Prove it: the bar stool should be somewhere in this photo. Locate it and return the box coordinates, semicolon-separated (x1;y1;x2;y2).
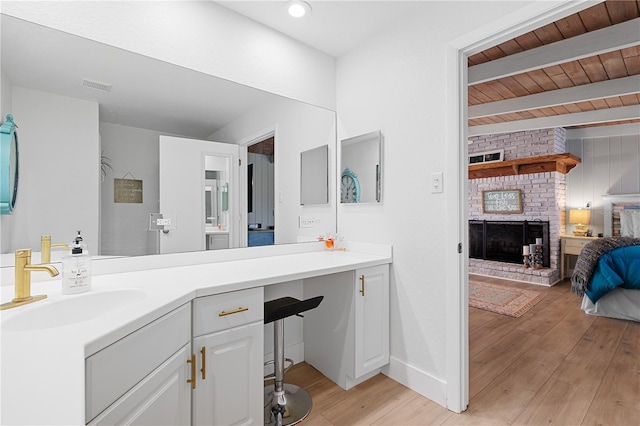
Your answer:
264;296;323;426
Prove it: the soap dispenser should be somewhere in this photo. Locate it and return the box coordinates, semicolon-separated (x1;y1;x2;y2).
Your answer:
61;231;91;294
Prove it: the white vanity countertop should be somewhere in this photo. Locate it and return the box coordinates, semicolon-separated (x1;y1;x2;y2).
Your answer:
0;243;391;425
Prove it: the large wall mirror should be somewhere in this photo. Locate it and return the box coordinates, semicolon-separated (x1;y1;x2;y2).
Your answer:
0;14;337;265
340;130;382;204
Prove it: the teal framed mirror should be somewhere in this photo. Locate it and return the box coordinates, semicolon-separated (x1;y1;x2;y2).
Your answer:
0;114;19;214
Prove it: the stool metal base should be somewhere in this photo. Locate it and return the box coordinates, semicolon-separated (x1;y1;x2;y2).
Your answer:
264;383;312;426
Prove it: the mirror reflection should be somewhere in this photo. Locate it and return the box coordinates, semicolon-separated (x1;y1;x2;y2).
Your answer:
205;157;229;250
340;130;382;203
300;145;329;206
0;14;337;264
247;137;276;247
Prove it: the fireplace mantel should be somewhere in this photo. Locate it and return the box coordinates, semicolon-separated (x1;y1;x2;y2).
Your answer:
469;153;581;179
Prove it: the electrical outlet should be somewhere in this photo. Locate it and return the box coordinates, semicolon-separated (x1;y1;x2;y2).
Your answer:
299;216;314;228
431;172;443;193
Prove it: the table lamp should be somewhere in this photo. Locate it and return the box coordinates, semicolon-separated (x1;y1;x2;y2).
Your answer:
569;208;590;236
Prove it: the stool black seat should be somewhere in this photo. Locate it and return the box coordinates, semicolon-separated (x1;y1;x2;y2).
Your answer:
264;296;323;324
264;295;323;426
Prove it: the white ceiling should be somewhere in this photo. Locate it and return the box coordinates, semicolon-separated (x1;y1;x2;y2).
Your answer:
216;1;428;57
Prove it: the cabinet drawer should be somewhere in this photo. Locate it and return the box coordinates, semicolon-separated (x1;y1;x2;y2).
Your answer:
193;287;263;337
564;238;593;253
85;303;191;422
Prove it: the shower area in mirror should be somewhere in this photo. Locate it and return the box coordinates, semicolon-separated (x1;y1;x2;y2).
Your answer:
247;136;275;246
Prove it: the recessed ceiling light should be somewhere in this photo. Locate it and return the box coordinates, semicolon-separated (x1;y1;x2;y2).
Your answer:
287;0;311;18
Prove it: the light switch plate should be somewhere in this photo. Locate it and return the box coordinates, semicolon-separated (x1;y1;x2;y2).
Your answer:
431;172;443;193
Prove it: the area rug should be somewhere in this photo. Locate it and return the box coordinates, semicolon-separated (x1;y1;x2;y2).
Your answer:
469;280;546;318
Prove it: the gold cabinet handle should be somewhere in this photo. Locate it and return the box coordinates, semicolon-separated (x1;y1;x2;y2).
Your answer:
187;354;196;390
359;275;365;297
200;346;206;380
218;306;249;317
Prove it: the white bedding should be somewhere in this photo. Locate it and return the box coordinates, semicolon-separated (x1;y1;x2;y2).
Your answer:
582;287;640;322
620;209;640;237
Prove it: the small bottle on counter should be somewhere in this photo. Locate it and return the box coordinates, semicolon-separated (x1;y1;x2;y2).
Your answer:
61;231;91;294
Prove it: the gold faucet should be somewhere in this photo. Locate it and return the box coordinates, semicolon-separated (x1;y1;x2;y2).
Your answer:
41;235;69;264
0;249;59;310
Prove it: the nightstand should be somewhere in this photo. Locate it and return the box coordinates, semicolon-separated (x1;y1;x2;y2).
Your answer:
560;235;598;279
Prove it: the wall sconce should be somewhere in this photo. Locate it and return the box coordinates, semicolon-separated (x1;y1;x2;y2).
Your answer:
569;208;590;236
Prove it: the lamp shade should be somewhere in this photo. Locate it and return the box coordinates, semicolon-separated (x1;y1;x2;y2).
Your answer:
569;208;590;225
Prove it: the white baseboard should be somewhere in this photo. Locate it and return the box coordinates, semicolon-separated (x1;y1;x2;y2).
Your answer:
382;356;447;408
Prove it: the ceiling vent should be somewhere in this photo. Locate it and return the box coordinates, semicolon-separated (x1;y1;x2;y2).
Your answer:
82;78;112;92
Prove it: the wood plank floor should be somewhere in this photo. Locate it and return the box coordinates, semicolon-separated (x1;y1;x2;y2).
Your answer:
283;276;639;425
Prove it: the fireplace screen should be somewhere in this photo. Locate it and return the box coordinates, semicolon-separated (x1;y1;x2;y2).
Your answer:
469;220;550;267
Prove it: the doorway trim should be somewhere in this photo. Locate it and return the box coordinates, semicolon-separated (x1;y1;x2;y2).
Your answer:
444;0;601;413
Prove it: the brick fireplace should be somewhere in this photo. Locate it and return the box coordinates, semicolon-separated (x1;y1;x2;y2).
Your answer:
468;128;568;286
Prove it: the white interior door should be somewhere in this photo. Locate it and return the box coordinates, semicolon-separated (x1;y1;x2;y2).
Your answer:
159;135;246;254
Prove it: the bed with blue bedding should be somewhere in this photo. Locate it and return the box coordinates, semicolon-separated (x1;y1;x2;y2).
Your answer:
569;195;640;322
571;237;640;322
583;245;640;302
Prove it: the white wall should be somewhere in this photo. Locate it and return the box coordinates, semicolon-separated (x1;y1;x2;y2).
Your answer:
566;125;640;236
4;86;99;254
99;122;161;256
1;0;336;111
0;67;11;118
211;97;337;243
335;0;536;405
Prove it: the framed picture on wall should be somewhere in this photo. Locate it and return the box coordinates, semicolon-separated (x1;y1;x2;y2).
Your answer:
482;189;522;214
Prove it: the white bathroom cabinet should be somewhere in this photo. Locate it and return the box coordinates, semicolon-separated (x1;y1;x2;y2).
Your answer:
85;303;192;424
191;287;264;425
303;264;389;389
354;265;390;378
206;233;229;250
2;244;392;425
87;343;192;425
86;288;265;426
192;322;263;425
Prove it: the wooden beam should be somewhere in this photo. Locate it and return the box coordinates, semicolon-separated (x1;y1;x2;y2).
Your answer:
469;75;640;119
468;105;640;136
565;123;640;139
469;18;640;84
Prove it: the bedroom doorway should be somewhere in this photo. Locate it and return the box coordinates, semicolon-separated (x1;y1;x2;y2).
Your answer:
247;135;275;247
447;0;600;413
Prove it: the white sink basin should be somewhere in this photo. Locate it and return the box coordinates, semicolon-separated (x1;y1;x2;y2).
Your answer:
1;289;147;331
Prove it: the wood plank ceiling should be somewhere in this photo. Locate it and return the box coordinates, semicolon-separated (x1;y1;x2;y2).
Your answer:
467;0;640;135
